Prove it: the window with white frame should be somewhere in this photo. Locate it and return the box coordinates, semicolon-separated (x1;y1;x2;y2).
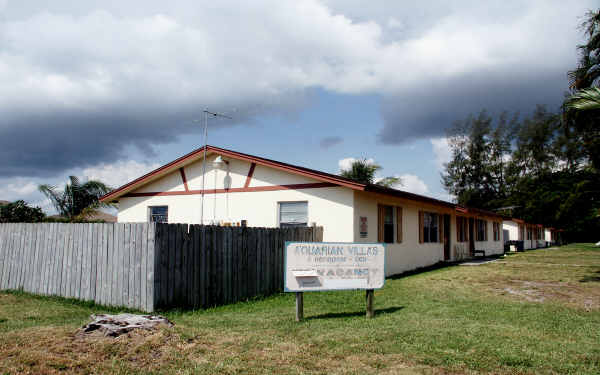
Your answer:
149;206;168;223
279;201;308;228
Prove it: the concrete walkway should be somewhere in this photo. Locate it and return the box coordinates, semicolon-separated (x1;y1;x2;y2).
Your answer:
458;258;501;266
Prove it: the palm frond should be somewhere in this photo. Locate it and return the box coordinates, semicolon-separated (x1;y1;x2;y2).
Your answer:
566;86;600;111
376;176;401;188
39;176;114;219
38;184;69;216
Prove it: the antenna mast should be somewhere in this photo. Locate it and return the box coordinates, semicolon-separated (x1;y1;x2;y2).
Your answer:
200;109;232;225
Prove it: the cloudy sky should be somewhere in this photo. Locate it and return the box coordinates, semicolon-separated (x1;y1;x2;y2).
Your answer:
0;0;594;211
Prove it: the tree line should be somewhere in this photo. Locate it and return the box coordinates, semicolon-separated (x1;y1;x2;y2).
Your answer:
442;10;600;242
0;176;113;223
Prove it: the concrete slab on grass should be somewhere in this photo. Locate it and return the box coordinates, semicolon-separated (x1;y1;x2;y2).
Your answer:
459;258;500;266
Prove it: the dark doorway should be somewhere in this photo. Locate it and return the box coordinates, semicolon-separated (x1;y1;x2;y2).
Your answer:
443;214;451;261
468;217;475;256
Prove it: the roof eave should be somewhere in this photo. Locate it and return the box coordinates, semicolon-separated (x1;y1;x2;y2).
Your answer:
100;145;366;202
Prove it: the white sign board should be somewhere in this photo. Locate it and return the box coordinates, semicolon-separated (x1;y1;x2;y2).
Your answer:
284;242;385;292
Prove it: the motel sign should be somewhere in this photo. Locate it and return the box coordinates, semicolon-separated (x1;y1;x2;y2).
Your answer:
284;242;385;292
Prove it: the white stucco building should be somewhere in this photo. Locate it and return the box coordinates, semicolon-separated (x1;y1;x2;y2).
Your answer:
503;218;557;250
102;145;505;276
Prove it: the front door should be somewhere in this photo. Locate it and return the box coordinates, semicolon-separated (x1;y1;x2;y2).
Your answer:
468;217;475;256
443;214;451;261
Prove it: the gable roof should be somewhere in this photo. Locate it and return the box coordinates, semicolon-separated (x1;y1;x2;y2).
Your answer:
100;145;365;203
99;145;502;218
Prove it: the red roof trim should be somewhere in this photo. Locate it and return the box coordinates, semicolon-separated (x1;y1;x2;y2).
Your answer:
123;182;337;197
98;145;499;220
100;146;215;202
179;167;189;192
100;145;365;202
244;163;256;188
210;146;365;190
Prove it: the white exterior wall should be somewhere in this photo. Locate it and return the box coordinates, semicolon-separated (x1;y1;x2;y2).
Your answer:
117;155;354;242
353;191;445;276
503;221;519;242
116;151;504;278
474;218;504;256
352;192;503;276
544;229;552;242
524;226;535;249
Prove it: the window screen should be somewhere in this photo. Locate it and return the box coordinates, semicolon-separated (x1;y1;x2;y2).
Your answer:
383;205;394;243
457;216;468;242
423;212;438;243
279;202;308;228
476;219;487;241
149;206;168;223
493;222;501;241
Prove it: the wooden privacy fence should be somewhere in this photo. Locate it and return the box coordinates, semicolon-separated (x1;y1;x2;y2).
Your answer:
0;223;322;312
0;223;156;311
153;224;322;309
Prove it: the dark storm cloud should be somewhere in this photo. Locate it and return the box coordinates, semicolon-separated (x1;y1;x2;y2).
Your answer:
0;111;178;177
0;0;595;178
0;101;303;177
377;69;571;144
319;136;343;148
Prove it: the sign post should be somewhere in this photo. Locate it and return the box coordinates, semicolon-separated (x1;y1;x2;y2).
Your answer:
285;242;385;320
366;289;374;318
295;292;303;322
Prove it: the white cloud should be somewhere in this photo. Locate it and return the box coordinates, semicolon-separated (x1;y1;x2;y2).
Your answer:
82;160;161;188
433;192;456;203
0;1;589;114
0;1;594;178
381;173;456;202
338;157;375;172
396;174;429;195
0;177;49;209
430;137;452;171
0;179;38;202
387;17;404;30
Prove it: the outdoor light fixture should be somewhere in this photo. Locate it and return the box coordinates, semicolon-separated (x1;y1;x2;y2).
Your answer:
213;155;227;167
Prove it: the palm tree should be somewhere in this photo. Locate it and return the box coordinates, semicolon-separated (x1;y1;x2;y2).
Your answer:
39;176;113;220
566;86;600;111
568;10;600;90
340;159;400;187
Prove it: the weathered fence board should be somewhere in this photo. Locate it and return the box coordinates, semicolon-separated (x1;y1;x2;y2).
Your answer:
0;222;322;311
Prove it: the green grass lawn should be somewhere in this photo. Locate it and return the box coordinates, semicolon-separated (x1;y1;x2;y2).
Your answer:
1;244;599;374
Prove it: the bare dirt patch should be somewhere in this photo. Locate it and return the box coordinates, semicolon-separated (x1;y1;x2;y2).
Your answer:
496;279;600;310
0;325;181;374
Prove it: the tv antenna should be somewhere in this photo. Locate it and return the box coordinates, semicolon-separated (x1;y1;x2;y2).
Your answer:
200;109;232;225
